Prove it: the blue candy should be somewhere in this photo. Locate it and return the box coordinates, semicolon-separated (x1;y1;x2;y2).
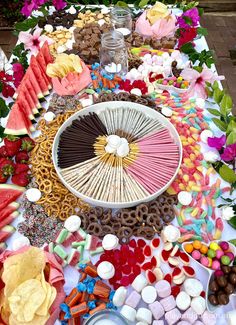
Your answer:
60;303;71;320
77;282;87;292
88;300;96;310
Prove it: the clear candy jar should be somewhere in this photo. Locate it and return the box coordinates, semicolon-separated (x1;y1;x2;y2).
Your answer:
110;6;132;36
100;30;128;77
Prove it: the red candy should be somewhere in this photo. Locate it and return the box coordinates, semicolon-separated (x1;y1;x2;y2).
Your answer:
144;245;152;257
200;291;206;298
137;239;146;248
146;270;157;284
171;286;181;297
133;265;141;276
129;239;136;248
183;266;195;277
123;264;131;275
164;274;172;284
120;276;130;287
151;256;157;267
141;261;153;271
151;238;160;249
161;250;171;262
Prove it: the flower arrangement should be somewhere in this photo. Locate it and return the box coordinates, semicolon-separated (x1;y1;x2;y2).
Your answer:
21;0;66;17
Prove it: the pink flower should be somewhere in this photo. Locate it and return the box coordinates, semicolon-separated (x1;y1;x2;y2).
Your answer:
221;144;236;162
19;28;53;55
53;0;67;10
177;8;200;29
181;65;225;98
21;0;47;17
207;135;226;150
13;63;25;88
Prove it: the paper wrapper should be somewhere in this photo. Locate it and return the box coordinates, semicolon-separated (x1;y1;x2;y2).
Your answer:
52;61;92;96
135;11;176;39
0;247;65;325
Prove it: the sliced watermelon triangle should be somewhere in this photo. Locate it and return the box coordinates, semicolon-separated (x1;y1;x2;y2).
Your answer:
4;103;29;136
0;184;25;211
36;50;51;84
20;85;39;116
41;41;54;65
27;66;45;100
24;79;42;110
18;101;35;133
30;55;51;92
17;95;35;121
0;202;19;223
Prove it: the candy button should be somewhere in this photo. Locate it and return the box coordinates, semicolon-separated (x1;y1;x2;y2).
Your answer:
191;296;206;315
136;307;152;324
102;234;119;250
97;261;115;280
25;188;42;202
178;191;192;206
176;291;191;311
12;236;30;251
161;107;173;117
120;305;136;322
112;286;127;307
200;130;213;144
64;215;81;232
141;286;157;304
162;225;180;242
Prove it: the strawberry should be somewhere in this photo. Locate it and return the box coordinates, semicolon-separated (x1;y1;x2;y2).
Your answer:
21;137;35;152
0;171;8;183
0;146;9;158
12;171;30;186
4;136;22;157
0;158;15;176
14;163;29;174
15;151;29;163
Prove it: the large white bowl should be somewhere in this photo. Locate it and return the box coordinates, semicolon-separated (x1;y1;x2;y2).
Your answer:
52;101;182;208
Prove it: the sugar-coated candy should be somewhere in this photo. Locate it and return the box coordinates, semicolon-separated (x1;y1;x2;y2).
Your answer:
12;236;30;251
153;268;164;281
183;279;203;297
211;260;220;270
200;130;213;144
44;111;56;122
125;290;141;309
181;307;198;324
161;107;173;117
155;280;171;298
132;274;148;292
112;286;127;307
141;285;157;304
64;215;81;232
136;307;152;324
192;250;201;260
25;188;42;202
120;305;137;322
221;255;231;265
165;308;181;325
97;261;115;280
67;249;81;267
54;244;68;259
152;320;164;325
148;301;164;320
160;295;176;312
162;225;180;242
102;234;119;250
176;291;191;311
190;296;206;315
178;191;192;206
200;256;208;267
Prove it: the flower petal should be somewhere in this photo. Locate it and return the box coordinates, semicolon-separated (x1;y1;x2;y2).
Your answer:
180;68;199;82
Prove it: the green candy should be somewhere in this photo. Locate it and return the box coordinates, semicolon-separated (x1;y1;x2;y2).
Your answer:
207;249;216;259
221;255;231;265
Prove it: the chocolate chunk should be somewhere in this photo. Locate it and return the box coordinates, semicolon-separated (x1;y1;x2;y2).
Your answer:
208;294;218;306
221;265;231;275
229;272;236;285
209;280;219;292
224;283;234;295
216;276;227;287
217;293;229;305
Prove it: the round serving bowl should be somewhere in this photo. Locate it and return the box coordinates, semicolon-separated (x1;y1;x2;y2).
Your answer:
84;310;129;325
52;101;182;208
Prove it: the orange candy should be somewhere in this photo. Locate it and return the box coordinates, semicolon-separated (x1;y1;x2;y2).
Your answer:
193;240;202;250
200;245;208;254
185;243;194;254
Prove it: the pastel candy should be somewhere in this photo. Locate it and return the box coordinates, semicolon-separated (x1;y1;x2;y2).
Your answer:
141;286;157;304
160;295;176;312
148;301;164;320
120;305;136;322
132;274;148;292
176;291;191;311
152;321;164;325
136;308;152;325
183;279;203;297
112;286;127;307
155;280;171;298
201;310;216;325
125;290;141;309
165;308;181;325
181;308;198;324
190;296;206;315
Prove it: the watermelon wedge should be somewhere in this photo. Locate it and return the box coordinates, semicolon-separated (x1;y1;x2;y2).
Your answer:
41;41;54;65
0;184;25;210
17;95;35;121
18;101;36;133
0;211;19;229
30;55;51;91
28;66;47;99
0;225;16;242
24;79;42;110
5;104;28;135
0;202;19;222
36;50;51;83
21;86;39;116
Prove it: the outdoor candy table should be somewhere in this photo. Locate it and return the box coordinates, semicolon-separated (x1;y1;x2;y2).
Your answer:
0;2;236;325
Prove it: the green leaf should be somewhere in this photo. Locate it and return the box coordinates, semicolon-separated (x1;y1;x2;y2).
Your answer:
198;7;204;16
226;119;236;134
220;94;233;116
226;131;236;145
180;42;195;54
206;87;213;97
197;27;208;36
0;98;9;118
0;83;2;93
219;164;236;183
0;125;4;142
116;1;129;7
212;81;219;90
207;108;221;116
213;88;224;104
212;118;227;131
228;216;236;230
14;17;39;32
139;0;149;7
183;16;193;26
222;197;234;202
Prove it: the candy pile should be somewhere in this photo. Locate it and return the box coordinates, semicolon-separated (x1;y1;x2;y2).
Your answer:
125;33;177;49
73;9;110;28
39;8;78;30
60;262;115;323
184;240;235;270
48;93;82;115
90;63;122;93
45;28;73;55
155;76;190;90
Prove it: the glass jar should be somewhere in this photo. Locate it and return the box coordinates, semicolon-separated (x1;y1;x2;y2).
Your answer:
110;7;132;36
100;30;128;77
84;310;129;325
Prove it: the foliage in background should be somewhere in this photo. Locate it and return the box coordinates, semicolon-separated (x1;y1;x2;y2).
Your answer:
0;0;25;27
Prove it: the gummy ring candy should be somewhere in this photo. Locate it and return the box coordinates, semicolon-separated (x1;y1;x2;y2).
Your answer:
117;226;133;244
87;222;103;236
121;211;137;226
100;209;112;225
102;225;115;236
88;213;98;223
137;226;155;240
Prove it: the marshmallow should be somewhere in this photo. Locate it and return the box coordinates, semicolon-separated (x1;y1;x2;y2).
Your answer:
132;274;148;292
181;307;198;324
97;261;115;280
120;137;128;145
141;286;157;304
183;279;203;297
102;234;119;250
44;111;56;122
201;310;216;325
116;143;129;157
203;151;220;163
178;191;192;206
80;98;93;108
12;236;30;251
176;291;191;311
178;322;192;325
112;286;127;307
153;322;164;325
25;188;42;202
130;88;142;96
191;296;206;315
106;135;121;147
44;24;54;33
155;280;171;298
162;225;180;243
120;305;136;322
136;308;152;325
200;130;213;144
57;45;67;53
105;144;116;154
64;215;81;232
161;107;173;117
160;295;176;312
148;301;164;320
165;308;181;325
125;290;141;309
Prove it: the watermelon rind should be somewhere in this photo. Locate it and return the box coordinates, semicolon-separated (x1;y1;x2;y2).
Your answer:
30;55;51;94
5;105;30;136
0;184;25;191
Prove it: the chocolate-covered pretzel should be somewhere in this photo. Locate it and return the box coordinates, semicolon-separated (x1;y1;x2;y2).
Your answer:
121;211;137;226
86;222;102;236
117;226;133;244
80;213;88;229
137;226;155;240
102;225;114;236
109;218;122;231
88;213;98;223
100;209;112;225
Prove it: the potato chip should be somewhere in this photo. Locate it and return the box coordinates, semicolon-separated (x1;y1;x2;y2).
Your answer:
9;313;50;325
9;279;46;322
36;271;56;317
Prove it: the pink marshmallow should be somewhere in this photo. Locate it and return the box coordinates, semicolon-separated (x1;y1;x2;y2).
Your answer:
165;308;181;325
160;295;176;312
201;310;216;325
155;280;171;298
153;321;164;325
125;290;141;309
149;301;164;320
181;308;198;324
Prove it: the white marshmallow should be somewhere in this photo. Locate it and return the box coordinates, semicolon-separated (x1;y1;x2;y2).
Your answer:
191;296;206;315
112;286;127;307
97;261;115;280
120;305;136;322
116;143;129;157
141;286;157;304
183;278;203;297
64;215;81;232
120;138;128;145
176;291;191;311
203;151;220;163
80;98;93;108
226;310;236;325
132;274;148;292
178;191;192;206
131;88;142;96
57;45;67;53
162;225;180;242
105;144;116;154
102;234;119;250
136;308;152;324
66;6;76;14
44;24;54;33
12;236;30;251
200;130;213;144
196;97;205;108
26;188;42;202
161;107;173;117
44;111;56;122
107;135;121;148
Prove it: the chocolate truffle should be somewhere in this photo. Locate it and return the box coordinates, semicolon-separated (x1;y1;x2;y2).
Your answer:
224;283;234;295
222;265;231;275
229;272;236;285
217;293;229;305
208;294;218;306
209;280;219;292
216;276;227;287
231;266;236;273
